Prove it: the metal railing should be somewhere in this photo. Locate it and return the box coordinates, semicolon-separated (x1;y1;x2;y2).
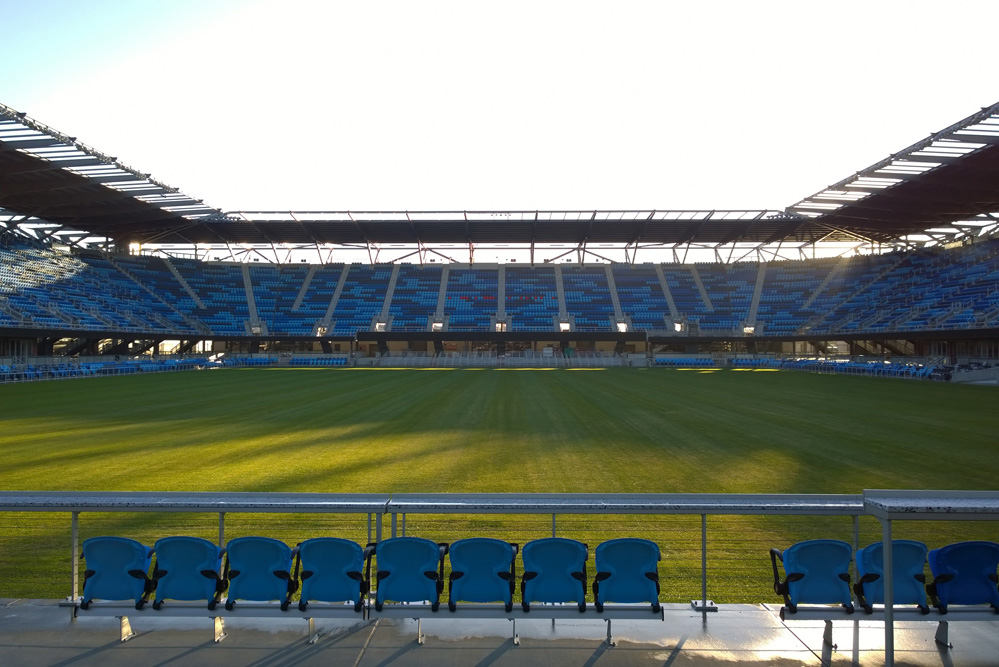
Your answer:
0;491;866;609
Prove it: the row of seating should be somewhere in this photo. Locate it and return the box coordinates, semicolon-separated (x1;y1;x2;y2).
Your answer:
6;235;999;337
80;535;661;615
771;538;999;615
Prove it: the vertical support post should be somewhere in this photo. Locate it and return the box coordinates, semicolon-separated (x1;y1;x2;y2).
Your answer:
218;512;225;548
70;511;79;602
376;513;383;543
552;514;556;538
691;513;716;611
852;514;860;601
881;517;895;666
367;513;372;544
402;513;406;537
391;513;397;538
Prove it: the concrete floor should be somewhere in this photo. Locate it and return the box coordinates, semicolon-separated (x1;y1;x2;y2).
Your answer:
2;599;997;666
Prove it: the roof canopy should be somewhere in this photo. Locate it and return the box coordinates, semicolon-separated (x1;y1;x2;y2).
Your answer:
3;101;999;250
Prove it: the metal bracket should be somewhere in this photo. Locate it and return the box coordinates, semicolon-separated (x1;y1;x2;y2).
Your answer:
605;618;615;646
822;619;836;649
213;616;227;643
510;617;519;645
935;620;952;648
690;599;718;612
118;615;135;642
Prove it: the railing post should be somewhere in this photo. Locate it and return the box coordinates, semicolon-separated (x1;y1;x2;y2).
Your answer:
367;513;372;544
691;513;717;611
552;514;556;537
218;512;225;547
70;511;79;603
391;513;397;538
375;513;382;543
401;513;406;537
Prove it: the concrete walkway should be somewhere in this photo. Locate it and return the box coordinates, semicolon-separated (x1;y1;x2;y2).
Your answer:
1;599;997;666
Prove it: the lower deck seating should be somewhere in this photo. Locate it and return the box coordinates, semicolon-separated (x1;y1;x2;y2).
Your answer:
771;539;999;650
75;533;664;645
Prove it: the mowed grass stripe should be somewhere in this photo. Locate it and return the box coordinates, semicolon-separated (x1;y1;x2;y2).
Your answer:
0;367;996;600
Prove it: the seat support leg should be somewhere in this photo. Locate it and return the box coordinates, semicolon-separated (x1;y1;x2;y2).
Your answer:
213;616;226;643
605;618;615;646
510;618;519;646
822;620;836;649
118;616;134;642
416;617;425;645
307;617;322;644
935;621;951;648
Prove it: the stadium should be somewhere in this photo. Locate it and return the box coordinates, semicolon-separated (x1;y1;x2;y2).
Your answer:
2;4;999;661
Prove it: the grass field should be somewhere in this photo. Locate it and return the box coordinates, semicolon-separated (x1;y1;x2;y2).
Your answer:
1;366;997;602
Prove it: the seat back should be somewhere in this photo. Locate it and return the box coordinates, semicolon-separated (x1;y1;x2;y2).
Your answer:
374;537;445;607
298;537;366;607
224;537;294;605
593;538;661;610
448;538;516;610
521;537;588;611
781;539;853;607
855;540;927;608
152;536;224;604
928;541;999;608
81;536;153;605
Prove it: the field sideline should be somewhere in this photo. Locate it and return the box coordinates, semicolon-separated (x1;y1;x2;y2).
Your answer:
1;367;996;601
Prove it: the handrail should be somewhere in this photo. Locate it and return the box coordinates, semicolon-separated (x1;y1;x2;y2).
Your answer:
0;491;864;515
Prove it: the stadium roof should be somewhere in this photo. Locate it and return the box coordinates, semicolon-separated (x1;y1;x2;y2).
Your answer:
3;100;999;250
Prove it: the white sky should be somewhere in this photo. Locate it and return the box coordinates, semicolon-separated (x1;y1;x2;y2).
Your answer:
4;0;999;214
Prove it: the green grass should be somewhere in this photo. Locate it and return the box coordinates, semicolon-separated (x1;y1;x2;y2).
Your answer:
1;367;996;601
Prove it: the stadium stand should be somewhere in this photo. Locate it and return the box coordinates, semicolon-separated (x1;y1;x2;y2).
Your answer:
3;237;999;344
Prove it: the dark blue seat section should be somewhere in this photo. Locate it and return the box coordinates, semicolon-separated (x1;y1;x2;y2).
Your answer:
562;267;614;331
223;537;298;611
927;541;999;613
151;536;226;610
371;537;448;611
389;264;443;331
770;539;854;613
593;538;661;613
80;536;154;610
853;540;929;613
447;538;518;612
520;537;588;612
296;537;371;612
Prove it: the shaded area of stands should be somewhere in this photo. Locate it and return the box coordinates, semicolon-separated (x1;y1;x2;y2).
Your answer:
3;235;999;339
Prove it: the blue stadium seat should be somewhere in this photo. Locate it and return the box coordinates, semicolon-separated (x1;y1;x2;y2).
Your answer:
151;536;226;610
371;537;448;611
223;536;297;610
927;541;999;613
592;538;661;613
521;537;588;612
853;540;928;613
447;538;518;612
80;536;154;610
770;539;854;613
296;537;370;612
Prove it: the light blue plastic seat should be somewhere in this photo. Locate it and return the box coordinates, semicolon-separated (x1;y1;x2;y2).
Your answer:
151;536;225;610
770;539;854;613
593;538;661;613
447;538;518;612
521;537;588;612
224;537;297;611
296;537;370;612
80;536;154;610
853;540;928;613
927;541;999;613
372;537;448;611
